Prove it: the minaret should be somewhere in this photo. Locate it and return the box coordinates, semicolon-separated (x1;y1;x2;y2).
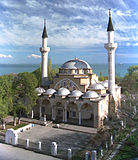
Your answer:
104;9;117;97
40;19;50;86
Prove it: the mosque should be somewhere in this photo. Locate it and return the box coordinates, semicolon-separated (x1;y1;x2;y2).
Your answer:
34;10;121;128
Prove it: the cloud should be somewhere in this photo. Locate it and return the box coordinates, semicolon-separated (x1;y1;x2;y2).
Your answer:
134;43;138;46
0;0;20;8
0;54;13;58
26;0;45;9
28;54;41;59
116;10;132;17
117;54;138;58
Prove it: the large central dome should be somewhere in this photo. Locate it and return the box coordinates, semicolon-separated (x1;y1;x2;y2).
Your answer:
61;58;91;69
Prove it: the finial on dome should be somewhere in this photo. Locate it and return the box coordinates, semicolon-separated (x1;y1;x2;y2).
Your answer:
109;9;111;17
44;19;46;27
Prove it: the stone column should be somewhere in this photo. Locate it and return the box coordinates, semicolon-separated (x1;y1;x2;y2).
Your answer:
79;111;81;125
38;141;41;150
40;106;42;119
31;110;34;119
62;109;65;122
52;106;55;121
26;139;29;148
68;148;72;160
91;150;97;160
110;135;113;146
51;142;57;156
85;152;89;160
65;107;67;122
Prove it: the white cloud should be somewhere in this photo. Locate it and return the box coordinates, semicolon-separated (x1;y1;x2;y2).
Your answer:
28;54;41;59
126;42;131;46
0;54;13;58
26;0;45;9
116;10;131;17
134;43;138;46
0;0;20;8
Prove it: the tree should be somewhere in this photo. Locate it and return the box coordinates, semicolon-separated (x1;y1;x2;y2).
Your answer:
121;65;138;94
12;72;38;120
32;66;41;86
99;72;104;81
33;56;59;83
128;65;138;75
0;103;8;129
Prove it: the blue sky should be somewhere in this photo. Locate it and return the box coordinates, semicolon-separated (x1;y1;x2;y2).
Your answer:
0;0;138;64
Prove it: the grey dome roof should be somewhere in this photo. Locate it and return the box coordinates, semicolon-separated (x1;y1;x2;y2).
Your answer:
61;58;91;69
101;80;108;88
69;90;83;97
35;87;45;94
90;83;105;90
82;91;99;99
57;88;70;96
44;88;56;95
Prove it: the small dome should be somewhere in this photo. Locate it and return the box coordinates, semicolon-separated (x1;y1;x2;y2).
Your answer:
57;88;70;96
44;88;56;95
82;91;99;99
69;90;83;97
35;87;45;94
101;80;108;88
90;83;105;90
61;58;91;69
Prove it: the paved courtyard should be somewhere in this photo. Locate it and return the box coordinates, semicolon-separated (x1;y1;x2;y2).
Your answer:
18;124;96;157
0;143;60;160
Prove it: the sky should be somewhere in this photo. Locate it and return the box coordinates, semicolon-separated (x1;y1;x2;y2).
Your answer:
0;0;138;64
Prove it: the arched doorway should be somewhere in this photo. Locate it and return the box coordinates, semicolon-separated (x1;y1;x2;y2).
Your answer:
67;102;78;125
81;103;94;127
55;102;64;122
42;99;52;120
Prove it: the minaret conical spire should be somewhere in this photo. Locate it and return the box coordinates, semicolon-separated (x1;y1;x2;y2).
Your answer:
40;19;50;86
107;9;114;32
42;19;48;38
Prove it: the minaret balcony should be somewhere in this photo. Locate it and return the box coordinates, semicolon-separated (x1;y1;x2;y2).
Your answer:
40;47;50;53
104;43;117;50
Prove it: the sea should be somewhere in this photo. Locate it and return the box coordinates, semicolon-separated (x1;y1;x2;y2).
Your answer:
0;63;137;77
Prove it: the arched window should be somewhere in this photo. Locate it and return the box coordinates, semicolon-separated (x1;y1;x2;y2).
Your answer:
75;70;78;74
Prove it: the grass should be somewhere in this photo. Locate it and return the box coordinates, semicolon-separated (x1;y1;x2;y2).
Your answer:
13;123;28;130
112;128;138;160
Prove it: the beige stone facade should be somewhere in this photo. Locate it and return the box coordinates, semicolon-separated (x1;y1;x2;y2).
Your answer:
35;59;121;128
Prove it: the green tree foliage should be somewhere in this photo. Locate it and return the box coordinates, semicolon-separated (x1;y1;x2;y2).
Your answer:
12;72;38;118
99;72;104;81
0;75;14;118
121;65;138;94
33;56;59;84
0;103;8;124
32;66;41;86
0;75;13;103
128;65;138;75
